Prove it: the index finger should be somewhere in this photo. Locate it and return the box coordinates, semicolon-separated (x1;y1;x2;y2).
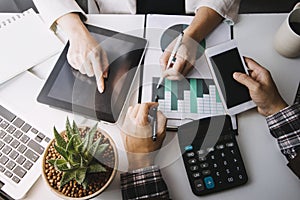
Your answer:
136;102;158;126
90;53;105;93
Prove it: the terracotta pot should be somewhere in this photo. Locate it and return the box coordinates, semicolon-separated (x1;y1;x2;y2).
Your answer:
41;127;118;199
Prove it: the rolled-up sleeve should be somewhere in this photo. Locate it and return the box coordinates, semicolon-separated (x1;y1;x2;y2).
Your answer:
33;0;86;29
187;0;240;24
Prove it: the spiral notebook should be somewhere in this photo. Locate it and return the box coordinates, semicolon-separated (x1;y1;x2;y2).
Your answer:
0;8;62;84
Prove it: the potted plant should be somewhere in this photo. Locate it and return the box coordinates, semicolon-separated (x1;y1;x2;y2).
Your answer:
42;118;118;199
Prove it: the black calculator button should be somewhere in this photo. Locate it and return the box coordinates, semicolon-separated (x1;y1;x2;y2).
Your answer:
220;152;226;157
223;160;228;166
194;179;205;192
188;159;197;164
213;163;218;168
198;156;206;162
210;155;215;160
207;147;214;152
193;172;201;178
200;163;209;168
226;142;234;147
186;152;195;157
227;176;234;183
184;145;193;151
190;165;198;171
216;144;225;149
204;176;215;189
225;168;231;174
202;170;211;176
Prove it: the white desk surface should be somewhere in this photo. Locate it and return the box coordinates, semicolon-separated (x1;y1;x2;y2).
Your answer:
1;13;299;200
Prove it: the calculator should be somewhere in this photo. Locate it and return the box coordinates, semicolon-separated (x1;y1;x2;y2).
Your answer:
177;115;248;196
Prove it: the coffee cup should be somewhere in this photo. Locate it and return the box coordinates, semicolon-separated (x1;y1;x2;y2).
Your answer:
274;3;300;58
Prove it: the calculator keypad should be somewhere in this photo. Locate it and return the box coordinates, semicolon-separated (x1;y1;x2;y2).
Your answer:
183;136;248;196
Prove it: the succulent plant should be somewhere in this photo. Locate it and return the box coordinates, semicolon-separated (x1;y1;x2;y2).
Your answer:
47;118;108;189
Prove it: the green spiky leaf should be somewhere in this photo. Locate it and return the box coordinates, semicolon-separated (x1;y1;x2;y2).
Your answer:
72;120;80;135
65;117;73;140
54;127;67;149
87;123;97;149
54;144;68;160
82;179;89;190
86;137;101;162
66;135;76;153
60;170;76;188
54;159;71;171
47;159;56;166
88;162;106;173
75;168;87;184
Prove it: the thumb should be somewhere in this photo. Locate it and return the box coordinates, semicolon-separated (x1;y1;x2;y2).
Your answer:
233;72;258;90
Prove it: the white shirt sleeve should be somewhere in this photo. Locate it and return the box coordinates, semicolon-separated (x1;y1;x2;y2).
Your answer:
186;0;240;25
32;0;87;29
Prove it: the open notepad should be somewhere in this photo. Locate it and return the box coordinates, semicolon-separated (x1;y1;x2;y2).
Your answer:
0;8;62;84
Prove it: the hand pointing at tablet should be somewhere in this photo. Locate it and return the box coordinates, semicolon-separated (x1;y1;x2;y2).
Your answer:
233;57;287;116
57;13;109;93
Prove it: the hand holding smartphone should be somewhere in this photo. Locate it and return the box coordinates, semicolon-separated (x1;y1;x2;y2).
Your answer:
205;40;256;115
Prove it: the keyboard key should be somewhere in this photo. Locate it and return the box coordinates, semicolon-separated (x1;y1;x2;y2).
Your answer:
20;135;30;144
2;146;12;155
21;123;31;133
28;140;44;155
24;149;39;162
0;105;16;122
0;141;5;150
37;133;45;140
16;155;26;165
4;171;13;178
0;165;5;172
3;135;13;144
0;130;7;139
0;121;9;129
17;144;27;154
13;130;23;139
200;163;209;168
45;137;51;143
6;125;16;134
12;176;20;184
10;140;20;149
23;160;33;170
13;166;26;178
202;170;211;176
0;155;9;165
6;161;16;170
9;150;19;160
12;118;25;128
30;128;38;134
186;152;195;157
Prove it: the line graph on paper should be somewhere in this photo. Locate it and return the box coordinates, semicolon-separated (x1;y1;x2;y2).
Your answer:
152;77;225;120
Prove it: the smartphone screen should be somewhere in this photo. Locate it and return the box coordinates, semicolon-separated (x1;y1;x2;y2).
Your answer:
210;48;251;108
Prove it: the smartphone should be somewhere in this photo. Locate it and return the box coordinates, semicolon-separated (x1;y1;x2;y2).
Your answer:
205;40;256;115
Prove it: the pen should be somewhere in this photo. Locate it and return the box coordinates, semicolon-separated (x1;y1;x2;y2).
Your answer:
157;32;184;89
151;95;159;141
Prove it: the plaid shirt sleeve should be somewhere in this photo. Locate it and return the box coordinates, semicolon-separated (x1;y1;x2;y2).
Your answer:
266;103;300;159
120;165;170;200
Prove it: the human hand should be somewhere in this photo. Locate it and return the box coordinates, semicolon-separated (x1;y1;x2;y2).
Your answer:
67;31;109;93
233;57;288;116
160;34;199;80
57;13;109;93
121;103;167;171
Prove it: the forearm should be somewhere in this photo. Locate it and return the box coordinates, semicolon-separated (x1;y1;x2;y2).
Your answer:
184;7;223;42
56;13;89;40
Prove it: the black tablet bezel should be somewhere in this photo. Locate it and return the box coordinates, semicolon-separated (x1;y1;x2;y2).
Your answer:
37;24;147;123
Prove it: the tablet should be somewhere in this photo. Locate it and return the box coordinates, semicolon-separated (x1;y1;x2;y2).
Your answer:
205;40;256;115
37;24;147;123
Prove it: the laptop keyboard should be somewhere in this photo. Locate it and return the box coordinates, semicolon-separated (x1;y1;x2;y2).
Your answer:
0;105;51;184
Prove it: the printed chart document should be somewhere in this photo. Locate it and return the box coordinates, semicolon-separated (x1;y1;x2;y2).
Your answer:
141;14;231;127
0;8;62;84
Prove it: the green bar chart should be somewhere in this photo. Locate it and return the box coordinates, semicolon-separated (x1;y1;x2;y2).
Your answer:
152;77;225;119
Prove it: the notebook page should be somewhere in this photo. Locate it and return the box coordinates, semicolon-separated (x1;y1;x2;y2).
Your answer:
0;8;62;84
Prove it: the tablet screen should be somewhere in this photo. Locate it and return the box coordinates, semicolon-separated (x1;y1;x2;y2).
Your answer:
210;48;251;108
37;24;147;123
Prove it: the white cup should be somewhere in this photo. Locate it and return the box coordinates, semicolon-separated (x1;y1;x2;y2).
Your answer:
274;3;300;58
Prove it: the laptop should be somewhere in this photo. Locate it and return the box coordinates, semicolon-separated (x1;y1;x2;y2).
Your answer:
0;71;68;199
